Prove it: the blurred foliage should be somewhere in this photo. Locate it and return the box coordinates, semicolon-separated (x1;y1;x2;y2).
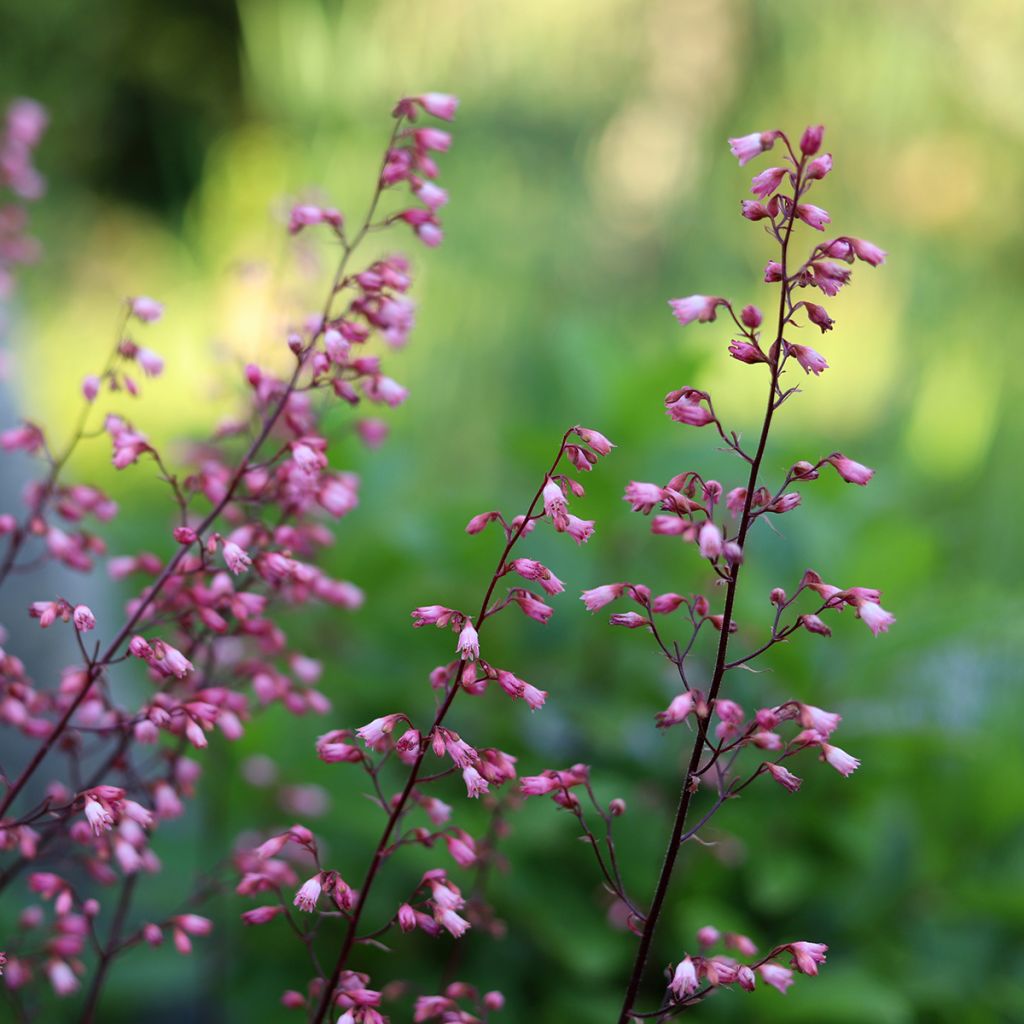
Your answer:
2;0;1023;1020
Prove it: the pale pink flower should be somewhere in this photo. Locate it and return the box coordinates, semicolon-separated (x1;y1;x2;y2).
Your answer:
827;453;874;485
665;392;715;426
83;797;114;836
437;908;470;937
574;426;615;454
796;203;830;230
462;766;489;798
799;704;841;736
293;875;322;912
222;540;252;574
668;956;698;999
356;713;406;746
565;514;595;544
821;743;860;777
581;583;625;611
72;605;95;631
624;482;663;513
697;925;721;947
759;962;794;993
543;478;569;530
417;93;459;120
668;294;724;325
765;762;802;793
136;348;164;377
789;941;828;975
750;166;787;198
787;343;828;376
851;237;887;266
130;296;163;322
46;960;79;997
806;152;833;180
698;521;723;559
728;130;778;166
856;600;895;636
241;905;283;925
456;621;479;661
609;611;648;629
82;375;101;401
656;692;694;728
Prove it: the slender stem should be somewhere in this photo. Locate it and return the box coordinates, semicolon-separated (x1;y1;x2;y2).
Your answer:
615;155;805;1023
78;874;137;1024
310;434;571;1024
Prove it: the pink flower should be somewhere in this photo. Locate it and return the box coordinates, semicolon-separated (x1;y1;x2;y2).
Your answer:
82;375;101;401
46;960;79;997
750;166;787;199
851;237;887;265
856;599;895;636
728;130;778;166
729;340;766;365
462;766;489;798
222;540;252;574
137;348;164;377
806;152;833;180
665;391;715;426
574;426;615;454
130;296;163;323
72;605;95;631
416;92;459;121
827;453;874;485
83;797;114;835
800;124;824;156
656;692;694;728
789;941;828;975
293;875;322;912
581;583;625;611
437;908;470;937
697;925;720;947
821;743;860;777
508;558;564;595
668;295;724;325
799;704;841;736
609;611;648;629
624;482;663;513
796;203;830;230
241;905;283;925
803;301;834;333
565;515;595;544
765;762;802;792
156;641;194;679
787;343;828;376
668;956;698;999
543;478;569;530
759;962;795;993
741;200;770;221
456;621;479;660
698;521;723;559
414;127;452;152
356;713;406;746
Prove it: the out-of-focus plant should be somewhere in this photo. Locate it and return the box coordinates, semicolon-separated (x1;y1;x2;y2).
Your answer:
0;91;456;1021
520;124;893;1022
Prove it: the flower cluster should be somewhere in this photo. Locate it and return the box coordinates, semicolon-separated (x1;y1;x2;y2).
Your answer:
0;98;47;311
0;93;453;1017
240;422;612;1022
520;123;892;1022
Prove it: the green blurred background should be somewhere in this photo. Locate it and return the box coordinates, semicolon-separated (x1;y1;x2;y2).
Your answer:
2;0;1023;1020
